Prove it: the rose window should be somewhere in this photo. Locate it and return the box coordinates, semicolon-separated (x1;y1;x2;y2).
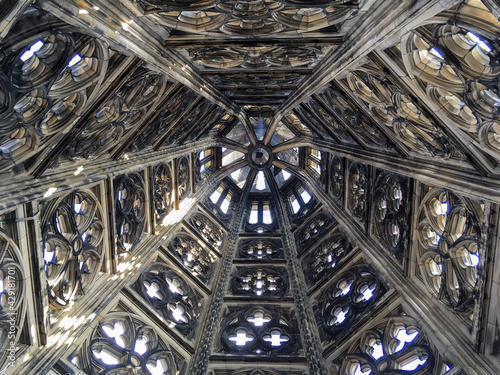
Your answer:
340;316;436;375
89;313;180;375
42;190;104;308
114;174;146;254
138;263;200;338
417;188;482;312
189;212;224;249
297;212;332;250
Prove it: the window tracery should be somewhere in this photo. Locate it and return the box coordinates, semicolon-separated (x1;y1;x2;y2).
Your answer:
0;228;26;372
303;232;353;285
296;212;333;251
339;316;439;375
315;265;384;341
237;239;284;260
225;370;294;375
153;163;173;224
373;172;409;260
169;233;217;282
114;173;146;255
231;267;288;298
220;306;299;355
41;189;104;308
0;30;110;172
330;155;344;204
416;188;482;313
188;212;224;249
88;312;181;375
177;156;191;201
400;22;500;162
347;163;368;222
136;263;201;338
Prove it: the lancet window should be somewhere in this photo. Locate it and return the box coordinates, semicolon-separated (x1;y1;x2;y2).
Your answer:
195;148;215;182
114;173;146;255
245;200;278;233
220;306;299;355
41;189;105;308
136;263;201;338
207;182;235;222
287;183;316;221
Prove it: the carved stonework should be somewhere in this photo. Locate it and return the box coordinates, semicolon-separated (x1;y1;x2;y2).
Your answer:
237;239;284;260
338;316;441;375
416;188;482;313
373;171;410;260
136;263;201;339
169;233;217;282
114;173;146;254
295;212;333;251
315;265;384;342
41;190;105;308
347;162;368;222
153;163;173;224
188;212;224;249
88;312;181;375
178;156;191;201
220;306;299;355
303;232;353;285
330;155;344;204
231;266;288;298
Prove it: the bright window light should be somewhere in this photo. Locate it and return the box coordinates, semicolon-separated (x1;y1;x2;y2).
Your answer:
263;206;272;224
210;189;221;204
291;197;300;214
20;40;44;62
220;196;231;214
255;171;266;191
68;54;82;67
249;207;258;224
282;170;291;180
300;189;311;204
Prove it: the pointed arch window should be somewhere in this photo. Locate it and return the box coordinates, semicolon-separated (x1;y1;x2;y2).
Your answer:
307;148;323;176
245;200;277;233
196;148;215;181
287;183;316;220
207;182;235;221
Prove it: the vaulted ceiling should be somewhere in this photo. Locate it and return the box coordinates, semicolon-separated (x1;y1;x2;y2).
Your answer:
1;1;500;375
